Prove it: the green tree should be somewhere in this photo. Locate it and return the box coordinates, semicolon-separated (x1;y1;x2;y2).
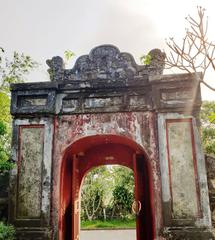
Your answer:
0;92;12;173
0;48;37;173
0;48;37;92
112;166;134;189
112;185;133;219
81;167;108;221
81;166;135;221
0;121;13;173
111;166;134;219
200;101;215;156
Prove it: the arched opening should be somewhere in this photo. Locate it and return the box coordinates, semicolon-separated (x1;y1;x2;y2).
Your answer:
59;135;155;240
80;165;136;239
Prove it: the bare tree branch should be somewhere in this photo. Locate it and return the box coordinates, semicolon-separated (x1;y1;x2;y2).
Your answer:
165;6;215;91
201;80;215;91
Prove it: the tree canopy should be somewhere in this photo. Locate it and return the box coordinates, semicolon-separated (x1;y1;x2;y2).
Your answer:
201;101;215;156
0;48;37;173
81;165;134;222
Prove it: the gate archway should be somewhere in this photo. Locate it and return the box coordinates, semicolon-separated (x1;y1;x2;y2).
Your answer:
59;134;155;240
10;45;212;239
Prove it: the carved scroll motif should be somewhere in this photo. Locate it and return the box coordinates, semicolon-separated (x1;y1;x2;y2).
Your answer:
46;45;165;81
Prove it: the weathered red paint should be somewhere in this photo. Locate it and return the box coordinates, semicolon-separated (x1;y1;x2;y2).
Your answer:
189;119;203;218
50;117;57;240
59;134;156;240
51;112;162;239
148;111;162;234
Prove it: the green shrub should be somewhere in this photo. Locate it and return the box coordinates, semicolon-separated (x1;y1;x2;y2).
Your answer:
112;185;133;218
0;222;15;240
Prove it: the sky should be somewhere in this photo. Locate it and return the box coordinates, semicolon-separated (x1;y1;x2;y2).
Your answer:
1;0;215;100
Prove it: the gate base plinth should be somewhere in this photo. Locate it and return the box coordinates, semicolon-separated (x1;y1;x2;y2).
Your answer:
16;228;51;240
161;227;215;240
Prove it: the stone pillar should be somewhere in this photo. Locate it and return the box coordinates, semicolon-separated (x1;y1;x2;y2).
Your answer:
9;118;53;239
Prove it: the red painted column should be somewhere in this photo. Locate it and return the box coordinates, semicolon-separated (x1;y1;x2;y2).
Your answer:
71;155;80;240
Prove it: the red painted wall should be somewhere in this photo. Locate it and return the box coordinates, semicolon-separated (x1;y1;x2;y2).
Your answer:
52;112;163;239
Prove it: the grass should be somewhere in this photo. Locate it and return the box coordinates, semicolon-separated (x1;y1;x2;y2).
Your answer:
81;219;136;230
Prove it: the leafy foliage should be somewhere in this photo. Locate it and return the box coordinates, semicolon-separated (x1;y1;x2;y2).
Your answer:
81;166;134;222
111;166;134;219
0;47;37;173
64;50;75;67
64;50;75;62
200;101;215;156
81;167;107;221
140;54;152;65
112;186;133;218
0;222;15;240
112;166;134;188
209;113;215;123
0;48;38;92
0;122;6;136
0;149;12;174
0;120;13;174
0;92;10;124
201;101;215;125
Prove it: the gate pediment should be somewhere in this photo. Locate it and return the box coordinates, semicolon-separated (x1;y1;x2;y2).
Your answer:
46;45;165;82
11;45;201;116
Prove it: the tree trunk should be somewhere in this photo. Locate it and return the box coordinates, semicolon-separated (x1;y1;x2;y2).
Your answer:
103;208;106;221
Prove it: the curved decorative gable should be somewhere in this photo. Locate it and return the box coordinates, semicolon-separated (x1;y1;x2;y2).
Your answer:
46;45;165;81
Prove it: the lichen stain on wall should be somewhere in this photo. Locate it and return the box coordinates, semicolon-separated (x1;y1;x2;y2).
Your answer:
18;126;44;218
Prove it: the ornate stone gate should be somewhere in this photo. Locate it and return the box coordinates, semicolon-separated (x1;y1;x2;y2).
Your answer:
9;45;213;239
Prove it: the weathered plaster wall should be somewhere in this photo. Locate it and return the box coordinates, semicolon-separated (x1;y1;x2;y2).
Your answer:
158;113;211;229
167;120;199;219
9;118;53;238
17;126;44;218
